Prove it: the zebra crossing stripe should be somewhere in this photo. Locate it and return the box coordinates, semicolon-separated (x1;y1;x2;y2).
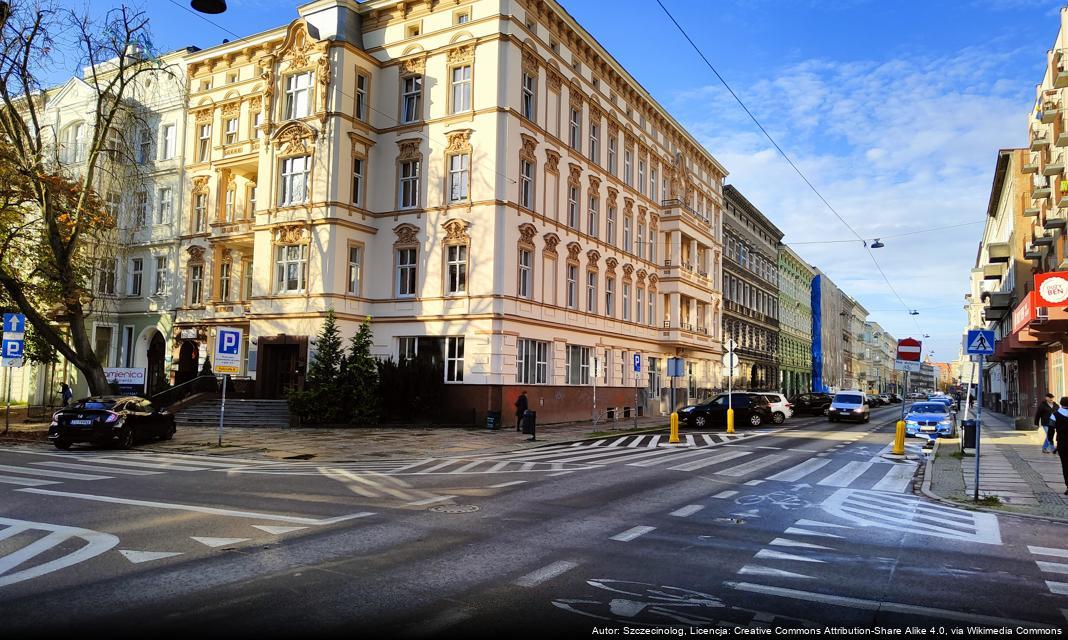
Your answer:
120;454;253;469
716;454;790;477
1029;546;1068;559
648;435;662;448
416;461;460;474
794;519;851;529
486;462;510;473
1046;581;1068;596
783;527;843;539
668;450;753;472
607;437;629;447
818;462;873;487
738;565;813;579
766;459;831;483
822;489;1001;545
702;435;716;446
628;436;647;448
769;538;830;550
0;464;111;481
389;459;437;472
627;447;724;468
64;458;208;472
452;461;485;473
0;475;60;487
754;549;825;563
1036;561;1068;575
32;461;163;476
870;464;916;492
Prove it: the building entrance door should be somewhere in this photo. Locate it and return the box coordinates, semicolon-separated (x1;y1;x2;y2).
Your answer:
260;344;301;398
176;340;199;386
147;332;166;393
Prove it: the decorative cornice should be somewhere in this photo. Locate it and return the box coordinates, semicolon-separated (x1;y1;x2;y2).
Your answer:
587;174;601;191
393;222;419;246
397;138;422;161
194;108;213;124
191;176;210;194
400;55;426;76
586;249;601;265
522;48;540;75
447;44;474;66
566;241;581;262
520;133;538;162
567;162;582;187
542;232;560;256
518;223;537;248
446;129;472;154
545;149;560;173
442;218;470;243
273;121;317;155
273;223;307;244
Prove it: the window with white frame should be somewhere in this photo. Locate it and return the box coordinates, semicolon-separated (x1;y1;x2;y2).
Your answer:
586;270;597;313
606;205;616;246
355;73;369;121
401;75;423;123
128;258;143;297
274;244;308;293
348;246;361;295
224;117;238;145
636;221;645;259
160;123;175;160
399;160;420;208
445;336;464;382
605;277;615;317
193;193;207;232
133;191;147;227
638;160;646;196
518;248;532;299
517;338;549;384
565;344;590;385
650;167;658;202
157;187;172;225
521;73;536;120
622;282;631;321
279;155;310;206
243;260;253;300
608;137;617;176
285;72;313;120
396;247;417;296
251;112;263;139
567;186;579;229
623;215;632;253
197;124;210;162
94;326;114;368
97;258;116;296
648;356;661;394
224;187;236;222
588;122;599;163
448;153;470;202
520;160;534;209
138;128;152;164
154;256;167;296
352;157;365;206
450;64;472;113
648;290;655;326
636;286;644;324
566;264;578;309
587;193;598;237
568;107;581;150
624;149;633;186
189;265;203;305
650;231;657;263
446;244;467;295
219;261;232;302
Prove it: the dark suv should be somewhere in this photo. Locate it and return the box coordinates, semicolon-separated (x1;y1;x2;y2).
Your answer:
678;393;773;429
788;392;833;416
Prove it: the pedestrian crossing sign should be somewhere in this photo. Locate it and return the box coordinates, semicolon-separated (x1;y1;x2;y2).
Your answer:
966;329;995;355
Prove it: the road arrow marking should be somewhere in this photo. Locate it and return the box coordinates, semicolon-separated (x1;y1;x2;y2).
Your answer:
251;525;307;535
191;537;250;548
118;550;182;564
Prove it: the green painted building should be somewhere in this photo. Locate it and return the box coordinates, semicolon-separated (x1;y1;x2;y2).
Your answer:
778;245;814;397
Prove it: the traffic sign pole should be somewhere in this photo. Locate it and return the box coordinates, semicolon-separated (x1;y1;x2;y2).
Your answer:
974;354;984;502
3;366;9;435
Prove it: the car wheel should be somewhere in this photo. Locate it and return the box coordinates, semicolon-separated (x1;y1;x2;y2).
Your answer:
117;426;135;450
749;414;763;427
772;411;786;425
53;438;71;450
694;414;707;429
863;413;870;423
159;423;176;441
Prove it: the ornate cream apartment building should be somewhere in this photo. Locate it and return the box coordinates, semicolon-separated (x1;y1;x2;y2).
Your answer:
174;0;725;423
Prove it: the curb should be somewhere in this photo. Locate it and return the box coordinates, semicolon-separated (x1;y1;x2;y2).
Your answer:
919;438;1068;527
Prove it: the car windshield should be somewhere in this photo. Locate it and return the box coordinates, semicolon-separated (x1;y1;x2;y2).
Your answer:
910;403;948;414
75;401;116;410
834;394;863;404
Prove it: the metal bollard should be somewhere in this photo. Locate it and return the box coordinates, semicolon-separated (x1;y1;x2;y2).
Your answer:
726;408;735;434
669;412;679;444
892;420;906;455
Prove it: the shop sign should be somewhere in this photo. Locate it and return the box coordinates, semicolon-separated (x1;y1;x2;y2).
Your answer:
1036;271;1068;307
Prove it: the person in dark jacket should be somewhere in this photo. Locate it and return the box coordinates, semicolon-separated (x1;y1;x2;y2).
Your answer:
515;390;528;431
1054;397;1068;494
1036;393;1058;453
60;383;73;406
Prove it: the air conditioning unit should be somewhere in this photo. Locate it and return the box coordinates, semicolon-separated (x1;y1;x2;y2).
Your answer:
1032;306;1050;325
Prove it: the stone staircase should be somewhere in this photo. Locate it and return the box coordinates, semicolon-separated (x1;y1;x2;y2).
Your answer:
175;399;292;428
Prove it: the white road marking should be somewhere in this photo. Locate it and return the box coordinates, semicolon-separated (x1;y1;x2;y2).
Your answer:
628;448;722;468
452;461;485;473
1037;561;1068;575
1030;546;1068;559
191;537;250;548
0;475;60;487
822;489;1001;545
17;488;375;525
702;435;716;446
32;461;163;476
610;526;655;542
766;459;831;483
713;490;739;499
121;454;253;469
745;480;765;486
769;538;831;550
628;436;647;448
415;461;459;474
870;463;916;493
738;565;813;579
519;462;536;472
515;560;579;587
1048;581;1068;596
118;550;182;564
716;454;790;477
0;464;111;481
754;549;825;563
607;437;629;447
647;435;662;448
407;495;456;507
0;518;118;587
590;439;607;446
670;505;705;517
667;450;752;472
783;527;843;539
548;470;577;476
817;462;873;488
388;458;436;473
251;525;307;535
490;480;527;488
66;458;208;472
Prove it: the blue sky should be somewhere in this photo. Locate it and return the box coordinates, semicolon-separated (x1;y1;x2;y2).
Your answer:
58;0;1063;367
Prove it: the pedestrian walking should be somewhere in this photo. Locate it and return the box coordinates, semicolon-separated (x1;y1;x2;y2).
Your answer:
515;390;528;431
1053;397;1068;494
1036;393;1058;453
60;382;73;406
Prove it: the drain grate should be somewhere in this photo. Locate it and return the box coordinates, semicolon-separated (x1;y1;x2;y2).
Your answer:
429;504;480;514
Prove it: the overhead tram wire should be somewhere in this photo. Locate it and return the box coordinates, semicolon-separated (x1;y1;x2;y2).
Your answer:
165;0;518;185
654;0;925;335
788;220;985;245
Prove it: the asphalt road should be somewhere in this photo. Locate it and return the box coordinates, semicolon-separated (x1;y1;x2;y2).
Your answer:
0;404;1065;637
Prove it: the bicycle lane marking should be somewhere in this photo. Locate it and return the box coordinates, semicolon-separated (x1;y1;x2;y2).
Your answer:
0;517;118;587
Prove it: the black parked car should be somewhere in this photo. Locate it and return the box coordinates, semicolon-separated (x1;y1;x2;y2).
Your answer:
49;396;176;450
788;392;833;416
677;393;772;429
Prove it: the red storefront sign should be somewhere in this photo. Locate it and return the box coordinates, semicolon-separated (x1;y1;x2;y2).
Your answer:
1012;291;1037;333
1036;271;1068;307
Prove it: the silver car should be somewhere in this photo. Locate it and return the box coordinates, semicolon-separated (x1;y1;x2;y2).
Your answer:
827;391;870;423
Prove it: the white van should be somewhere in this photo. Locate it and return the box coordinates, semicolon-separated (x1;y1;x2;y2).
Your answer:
828;390;870;423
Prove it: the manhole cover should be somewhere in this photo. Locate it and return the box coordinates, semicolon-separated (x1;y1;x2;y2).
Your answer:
429;504;480;514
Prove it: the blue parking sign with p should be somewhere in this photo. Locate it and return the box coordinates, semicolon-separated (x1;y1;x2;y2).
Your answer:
633;353;641;372
2;338;23;358
219;329;240;355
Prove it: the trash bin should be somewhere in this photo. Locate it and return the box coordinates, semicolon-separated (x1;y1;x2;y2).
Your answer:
486;411;501;431
961;419;977;449
521;409;536;440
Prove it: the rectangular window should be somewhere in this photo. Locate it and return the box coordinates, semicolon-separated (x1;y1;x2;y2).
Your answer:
586;270;597;313
517;339;549;384
450;64;472;113
189;265;203;305
251;112;263;139
566;264;578;309
648;290;655;326
449;153;470;202
608;137;617;176
397;247;417;296
623;216;632;253
355;73;368;121
447;244;467;295
606;205;617;246
518;248;532;299
622;282;631;321
446;336;464;382
133;191;147;227
521;73;536;120
648;357;661;394
565;345;590;385
274;244;308;293
650;231;657;264
95;326;114;368
280;155;311;206
587;194;598;237
243;260;253;300
224;117;238;145
636;287;644;324
219;261;232;302
605;277;615;317
588;122;599;163
398;337;417;364
197;124;211;162
129;258;143;297
401;75;423;123
624;149;633;187
650;167;658;202
285;72;313;119
157;187;172;225
194;194;207;232
224;188;236;222
400;160;421;208
569;108;581;151
139;128;152;164
352;157;365;206
636;222;645;259
161;124;176;160
638;160;646;196
520;160;534;209
567;186;579;229
154;256;167;296
97;259;116;296
348;246;362;295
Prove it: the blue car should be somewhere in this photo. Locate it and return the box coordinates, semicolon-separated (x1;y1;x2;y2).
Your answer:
904;402;956;441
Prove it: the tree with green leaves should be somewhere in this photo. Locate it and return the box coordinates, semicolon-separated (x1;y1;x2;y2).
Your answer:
343;316;378;423
289;309;347;425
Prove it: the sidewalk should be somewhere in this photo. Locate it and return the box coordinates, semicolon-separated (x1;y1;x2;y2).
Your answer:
926;407;1068;520
0;415;671;462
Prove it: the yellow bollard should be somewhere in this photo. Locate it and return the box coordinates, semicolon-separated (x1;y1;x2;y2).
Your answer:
727;408;735;434
669;412;680;443
892;420;906;455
